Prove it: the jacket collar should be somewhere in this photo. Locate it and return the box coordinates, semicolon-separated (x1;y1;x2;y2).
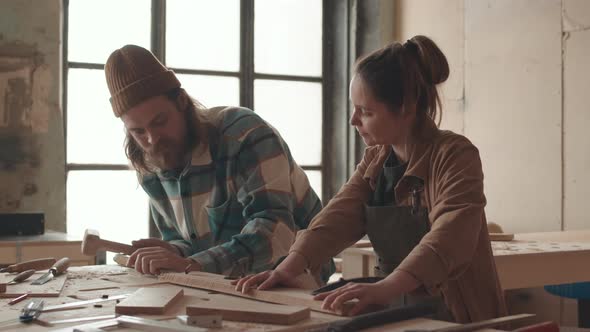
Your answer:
363;118;440;190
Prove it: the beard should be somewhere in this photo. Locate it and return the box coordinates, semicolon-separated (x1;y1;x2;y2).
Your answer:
146;139;188;171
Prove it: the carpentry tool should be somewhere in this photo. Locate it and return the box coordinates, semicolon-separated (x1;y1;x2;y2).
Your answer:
0;299;44;327
7;269;36;285
81;229;134;256
513;321;559;332
8;293;29;305
307;301;438;332
0;257;56;273
67;316;208;332
31;257;70;285
404;313;535;332
42;294;128;312
113;253;129;266
311;276;383;295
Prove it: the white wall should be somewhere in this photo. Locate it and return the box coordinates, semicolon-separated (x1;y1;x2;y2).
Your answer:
395;0;590;234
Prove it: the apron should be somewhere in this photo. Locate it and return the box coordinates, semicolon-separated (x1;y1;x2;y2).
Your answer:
364;151;453;321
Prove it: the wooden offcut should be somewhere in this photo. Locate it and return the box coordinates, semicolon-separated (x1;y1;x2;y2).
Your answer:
159;272;356;316
0;283;5;293
115;287;184;315
186;300;310;325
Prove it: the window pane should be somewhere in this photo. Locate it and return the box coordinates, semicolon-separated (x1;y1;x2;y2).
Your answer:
68;0;151;64
167;0;240;71
305;170;322;200
255;0;322;76
176;74;239;108
67;170;149;262
254;80;321;165
67;69;128;164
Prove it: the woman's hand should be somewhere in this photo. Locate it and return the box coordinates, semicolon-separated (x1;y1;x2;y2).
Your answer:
314;280;399;316
232;269;303;293
232;252;310;293
315;270;420;316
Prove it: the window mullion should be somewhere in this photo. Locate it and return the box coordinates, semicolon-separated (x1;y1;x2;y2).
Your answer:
151;0;166;62
240;0;254;109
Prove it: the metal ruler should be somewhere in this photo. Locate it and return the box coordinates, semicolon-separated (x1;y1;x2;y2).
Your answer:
42;294;129;312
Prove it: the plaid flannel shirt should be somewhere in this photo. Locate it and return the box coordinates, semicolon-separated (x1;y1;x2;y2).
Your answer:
140;107;329;277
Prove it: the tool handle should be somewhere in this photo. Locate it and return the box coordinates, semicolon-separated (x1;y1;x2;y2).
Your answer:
51;257;71;275
100;239;134;255
2;258;57;273
13;269;36;283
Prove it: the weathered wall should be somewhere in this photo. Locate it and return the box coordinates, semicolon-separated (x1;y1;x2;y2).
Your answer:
0;0;65;231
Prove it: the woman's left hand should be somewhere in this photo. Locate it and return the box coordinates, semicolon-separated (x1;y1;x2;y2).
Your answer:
314;280;398;316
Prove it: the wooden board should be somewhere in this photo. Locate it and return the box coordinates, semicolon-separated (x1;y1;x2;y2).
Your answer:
159;271;356;316
115;286;184;315
489;233;514;241
0;271;67;298
493;240;590;290
187;300;310;325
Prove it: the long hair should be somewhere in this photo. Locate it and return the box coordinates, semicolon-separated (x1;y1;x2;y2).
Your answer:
124;88;208;175
353;35;449;126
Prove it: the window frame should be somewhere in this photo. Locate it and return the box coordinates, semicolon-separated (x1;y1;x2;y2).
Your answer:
62;0;351;220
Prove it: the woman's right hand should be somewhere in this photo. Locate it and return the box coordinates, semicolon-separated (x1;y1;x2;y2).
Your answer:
232;252;310;293
232;269;302;293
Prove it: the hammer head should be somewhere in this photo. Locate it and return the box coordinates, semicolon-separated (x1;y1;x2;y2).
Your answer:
81;228;101;255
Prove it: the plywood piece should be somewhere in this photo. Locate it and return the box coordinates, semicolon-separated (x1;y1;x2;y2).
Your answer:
0;271;67;297
115;286;184;315
187;300;310;325
159;272;355;316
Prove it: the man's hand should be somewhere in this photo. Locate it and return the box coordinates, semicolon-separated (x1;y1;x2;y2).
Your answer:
127;247;199;275
131;238;183;256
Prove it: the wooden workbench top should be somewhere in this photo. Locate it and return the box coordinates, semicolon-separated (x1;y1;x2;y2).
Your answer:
0;265;505;331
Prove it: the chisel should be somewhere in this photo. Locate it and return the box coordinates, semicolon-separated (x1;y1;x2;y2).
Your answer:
30;257;70;285
0;258;57;273
7;269;36;285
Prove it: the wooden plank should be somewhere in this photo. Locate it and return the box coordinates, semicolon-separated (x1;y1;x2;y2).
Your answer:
159;271;355;316
115;286;184;315
0;272;67;297
489;233;514;241
187;300;310;325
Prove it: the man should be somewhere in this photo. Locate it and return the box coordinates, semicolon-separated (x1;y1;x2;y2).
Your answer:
104;45;332;281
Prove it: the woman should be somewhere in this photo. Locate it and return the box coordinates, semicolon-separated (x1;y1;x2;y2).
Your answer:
234;35;506;323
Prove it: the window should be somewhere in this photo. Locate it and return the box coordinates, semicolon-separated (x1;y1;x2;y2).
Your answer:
64;0;347;255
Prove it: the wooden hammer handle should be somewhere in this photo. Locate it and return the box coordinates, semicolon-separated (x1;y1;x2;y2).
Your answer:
99;239;134;255
51;257;71;275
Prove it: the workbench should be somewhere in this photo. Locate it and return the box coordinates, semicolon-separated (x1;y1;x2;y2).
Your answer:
0;231;96;267
341;230;590;290
0;265;505;332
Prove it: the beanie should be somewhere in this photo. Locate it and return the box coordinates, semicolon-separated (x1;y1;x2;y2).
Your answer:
104;45;181;117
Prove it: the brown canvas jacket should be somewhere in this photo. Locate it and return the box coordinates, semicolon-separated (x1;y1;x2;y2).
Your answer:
290;119;507;322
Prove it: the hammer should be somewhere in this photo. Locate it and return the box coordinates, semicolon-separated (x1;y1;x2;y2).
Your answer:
81;229;134;256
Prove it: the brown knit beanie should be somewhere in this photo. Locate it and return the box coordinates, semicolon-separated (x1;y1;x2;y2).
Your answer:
105;45;181;117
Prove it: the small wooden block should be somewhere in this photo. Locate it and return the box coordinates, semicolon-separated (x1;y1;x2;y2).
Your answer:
187;301;310;325
0;283;6;293
115;287;184;315
178;314;223;328
490;233;515;241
